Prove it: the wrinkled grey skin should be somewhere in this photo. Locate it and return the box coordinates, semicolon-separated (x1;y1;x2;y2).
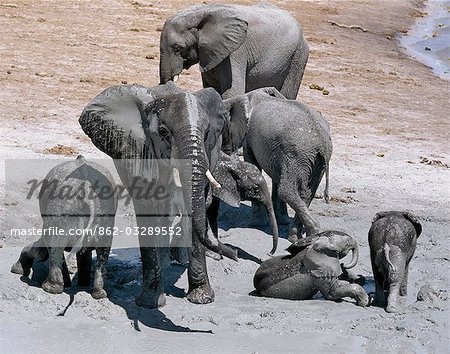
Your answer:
159;3;308;99
207;152;278;256
253;231;368;306
80;84;238;308
10;156;118;299
368;211;422;312
222;87;332;240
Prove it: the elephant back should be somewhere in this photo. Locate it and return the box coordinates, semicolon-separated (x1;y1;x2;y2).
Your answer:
253;252;306;292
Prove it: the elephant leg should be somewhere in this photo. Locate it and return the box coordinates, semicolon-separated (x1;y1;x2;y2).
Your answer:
42;247;65;294
321;279;369;307
186;230;214;304
11;239;49;276
92;247;110;299
277;179;320;237
279;41;309;100
243;144;268;226
136;245;166;308
370;257;386;306
400;265;409;296
386;283;402;313
272;181;290;225
76;250;92;287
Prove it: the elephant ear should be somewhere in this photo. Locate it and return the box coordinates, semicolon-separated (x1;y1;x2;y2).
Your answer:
197;13;248;72
79;85;153;159
193;88;227;162
303;237;343;278
211;158;241;207
79;84;181;160
403;212;422;237
222;95;250;154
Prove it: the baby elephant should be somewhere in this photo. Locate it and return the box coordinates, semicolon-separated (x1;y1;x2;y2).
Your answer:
253;230;369;306
11;156;118;299
207;152;278;255
368;211;422;312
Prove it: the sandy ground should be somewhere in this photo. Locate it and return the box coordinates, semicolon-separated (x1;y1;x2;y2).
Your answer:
0;0;449;353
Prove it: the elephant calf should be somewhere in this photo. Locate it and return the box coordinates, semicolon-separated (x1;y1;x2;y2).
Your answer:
11;156;118;299
253;231;369;306
368;211;422;312
207;152;278;255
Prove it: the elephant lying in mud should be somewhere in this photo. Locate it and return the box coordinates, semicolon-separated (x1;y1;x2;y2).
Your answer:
159;2;309;99
11;156;118;299
222;88;332;240
368;211;422;312
207;152;278;256
252;231;369;307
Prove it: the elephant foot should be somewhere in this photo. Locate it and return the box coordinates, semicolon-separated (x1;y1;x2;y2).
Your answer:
92;288;107;299
10;261;25;275
356;293;370;307
386;303;400;313
287;234;298;243
42;279;64;294
135;289;166;309
187;284;215;304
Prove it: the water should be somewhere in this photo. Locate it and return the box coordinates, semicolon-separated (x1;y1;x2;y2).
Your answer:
401;0;450;80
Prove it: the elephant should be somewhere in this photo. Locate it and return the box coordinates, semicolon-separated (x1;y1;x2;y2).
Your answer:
252;230;369;306
221;87;332;240
10;155;118;299
79;84;239;308
207;151;278;256
368;211;422;312
159;2;309;99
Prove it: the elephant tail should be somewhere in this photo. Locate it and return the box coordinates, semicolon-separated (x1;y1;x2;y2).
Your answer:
67;184;98;263
383;243;396;275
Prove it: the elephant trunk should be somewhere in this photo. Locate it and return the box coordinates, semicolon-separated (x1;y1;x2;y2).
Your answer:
177;133;238;261
159;53;181;85
342;239;359;269
263;187;278;256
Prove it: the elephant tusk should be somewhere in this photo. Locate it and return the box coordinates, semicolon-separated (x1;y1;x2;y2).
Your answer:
172;168;182;187
173;75;179;83
206;169;221;188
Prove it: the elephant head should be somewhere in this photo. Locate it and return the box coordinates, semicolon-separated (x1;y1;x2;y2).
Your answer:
144;88;238;260
288;230;359;278
159;4;248;83
371;211;422;237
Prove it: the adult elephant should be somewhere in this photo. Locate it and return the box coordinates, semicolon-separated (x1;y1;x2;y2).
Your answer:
79;83;237;308
222;88;332;239
253;230;369;306
159;2;309;99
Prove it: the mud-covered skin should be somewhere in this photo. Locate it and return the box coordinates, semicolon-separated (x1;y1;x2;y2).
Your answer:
10;156;118;299
80;84;239;308
368;211;422;312
207;152;278;256
253;231;368;306
222;88;332;239
159;3;309;100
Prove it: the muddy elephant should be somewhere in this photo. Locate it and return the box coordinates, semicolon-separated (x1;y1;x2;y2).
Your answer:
159;3;309;99
221;87;332;240
80;84;242;308
10;156;118;299
207;151;278;256
253;230;369;306
368;211;422;312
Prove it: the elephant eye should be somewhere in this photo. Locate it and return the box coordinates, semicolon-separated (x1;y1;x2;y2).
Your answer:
173;44;182;53
158;125;171;139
